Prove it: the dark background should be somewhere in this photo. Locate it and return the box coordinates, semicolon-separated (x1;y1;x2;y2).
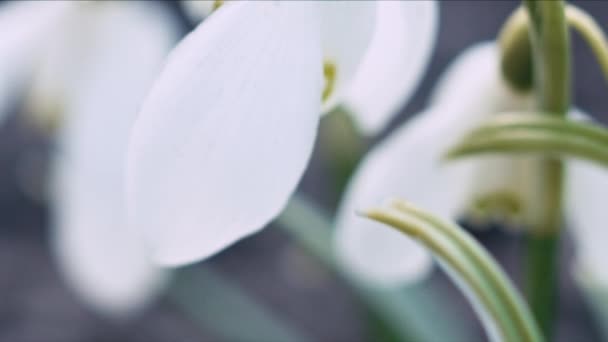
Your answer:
1;1;607;341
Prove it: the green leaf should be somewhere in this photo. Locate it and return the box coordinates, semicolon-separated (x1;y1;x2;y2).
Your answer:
365;199;543;342
446;113;608;167
170;266;307;342
278;195;474;342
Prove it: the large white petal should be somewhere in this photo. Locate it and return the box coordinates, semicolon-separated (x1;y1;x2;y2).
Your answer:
0;0;73;123
51;1;178;317
318;1;376;113
335;43;530;286
344;0;438;135
182;1;376;115
127;2;323;266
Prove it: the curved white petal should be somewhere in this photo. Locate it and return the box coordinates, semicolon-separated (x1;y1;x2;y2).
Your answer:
319;1;376;113
568;156;608;340
431;43;532;111
51;1;179;317
566;157;608;286
0;0;73;123
565;115;608;338
128;2;323;266
335;108;473;286
344;0;438;135
335;42;531;286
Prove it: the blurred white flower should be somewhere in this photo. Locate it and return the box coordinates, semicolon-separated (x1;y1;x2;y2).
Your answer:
1;1;178;317
0;1;72;123
127;1;437;266
335;42;605;288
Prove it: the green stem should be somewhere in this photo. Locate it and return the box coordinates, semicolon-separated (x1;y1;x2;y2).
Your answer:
277;195;473;342
566;5;608;88
366;200;543;342
524;0;570;338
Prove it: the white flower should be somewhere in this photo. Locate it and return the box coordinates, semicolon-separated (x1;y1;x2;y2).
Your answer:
335;41;605;288
127;1;438;266
0;0;72;123
1;1;178;316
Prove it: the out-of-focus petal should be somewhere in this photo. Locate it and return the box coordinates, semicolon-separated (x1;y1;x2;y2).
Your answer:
344;0;438;135
567;157;608;339
0;0;73;123
51;1;179;317
319;1;376;112
566;158;608;286
127;2;323;266
335;43;531;286
430;43;532;112
575;268;608;341
24;3;97;132
335;107;474;286
430;42;534;224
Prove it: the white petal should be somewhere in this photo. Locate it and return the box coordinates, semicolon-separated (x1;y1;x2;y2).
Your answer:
128;2;323;266
24;3;97;131
574;267;608;341
319;1;376;113
430;42;535;223
565;112;608;339
335;108;475;286
335;42;530;286
51;1;179;317
0;0;73;123
566;158;608;285
431;42;532;111
344;0;438;135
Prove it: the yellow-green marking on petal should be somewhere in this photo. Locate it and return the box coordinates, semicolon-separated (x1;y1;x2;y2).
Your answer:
322;60;337;103
212;0;224;12
468;191;524;224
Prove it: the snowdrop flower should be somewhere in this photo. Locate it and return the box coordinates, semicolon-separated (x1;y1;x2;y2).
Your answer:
336;41;608;290
335;42;536;286
1;1;178;316
127;1;437;266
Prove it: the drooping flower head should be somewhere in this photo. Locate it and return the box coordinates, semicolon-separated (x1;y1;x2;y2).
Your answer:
335;41;608;294
1;0;179;317
127;1;438;266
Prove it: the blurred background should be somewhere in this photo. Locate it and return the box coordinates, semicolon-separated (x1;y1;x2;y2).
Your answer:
1;0;607;341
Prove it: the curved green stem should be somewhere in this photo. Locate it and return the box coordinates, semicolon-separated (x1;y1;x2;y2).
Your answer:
445;113;608;167
566;5;608;87
278;195;473;342
392;201;541;342
365;200;543;342
461;112;608;144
